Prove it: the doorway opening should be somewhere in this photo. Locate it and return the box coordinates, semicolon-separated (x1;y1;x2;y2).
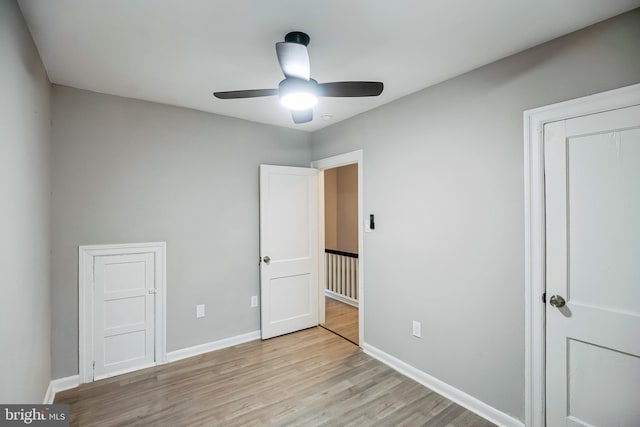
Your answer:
311;150;364;347
320;164;359;345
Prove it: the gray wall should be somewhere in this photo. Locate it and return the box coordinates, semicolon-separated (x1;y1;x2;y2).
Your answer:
311;9;640;422
51;86;311;378
0;0;52;403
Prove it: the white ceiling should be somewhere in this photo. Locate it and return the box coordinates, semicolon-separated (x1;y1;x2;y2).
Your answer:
18;0;640;132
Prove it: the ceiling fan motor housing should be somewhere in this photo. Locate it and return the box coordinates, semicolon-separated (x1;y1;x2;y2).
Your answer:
284;31;310;46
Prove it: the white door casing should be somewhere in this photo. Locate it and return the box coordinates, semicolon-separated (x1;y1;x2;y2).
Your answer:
79;242;166;383
544;105;640;427
524;83;640;427
260;165;319;339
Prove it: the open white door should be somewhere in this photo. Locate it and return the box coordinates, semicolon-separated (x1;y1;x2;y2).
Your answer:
260;165;319;339
544;105;640;426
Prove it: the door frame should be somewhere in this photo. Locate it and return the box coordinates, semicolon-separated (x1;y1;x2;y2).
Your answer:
311;150;364;346
78;242;167;383
523;83;640;427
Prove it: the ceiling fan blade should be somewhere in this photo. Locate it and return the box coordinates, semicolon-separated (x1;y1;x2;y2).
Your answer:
213;88;278;99
291;109;313;124
276;42;310;80
317;81;383;97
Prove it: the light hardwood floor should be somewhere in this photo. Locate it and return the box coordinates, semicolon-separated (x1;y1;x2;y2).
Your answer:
56;327;494;426
322;296;359;345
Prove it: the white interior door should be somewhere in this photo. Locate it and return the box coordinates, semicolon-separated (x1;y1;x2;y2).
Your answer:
544;104;640;427
93;252;156;380
260;164;319;339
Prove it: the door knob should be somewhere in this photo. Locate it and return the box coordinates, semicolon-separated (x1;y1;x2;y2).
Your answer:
549;295;566;308
263;256;271;264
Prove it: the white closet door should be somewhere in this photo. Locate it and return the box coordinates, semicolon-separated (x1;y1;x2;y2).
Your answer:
544;105;640;427
93;252;156;379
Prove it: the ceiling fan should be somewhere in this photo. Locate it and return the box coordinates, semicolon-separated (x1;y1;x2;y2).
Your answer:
213;31;384;124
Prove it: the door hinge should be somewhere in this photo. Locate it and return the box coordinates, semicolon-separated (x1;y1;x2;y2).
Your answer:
542;292;546;303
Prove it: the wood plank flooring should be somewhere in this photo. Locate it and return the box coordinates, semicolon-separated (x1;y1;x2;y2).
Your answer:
55;327;495;427
322;296;359;345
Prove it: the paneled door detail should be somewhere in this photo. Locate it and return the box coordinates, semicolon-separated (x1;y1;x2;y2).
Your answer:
93;252;156;380
544;104;640;426
260;165;319;339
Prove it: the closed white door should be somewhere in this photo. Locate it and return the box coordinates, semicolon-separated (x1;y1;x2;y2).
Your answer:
544;105;640;426
260;164;319;339
93;252;156;380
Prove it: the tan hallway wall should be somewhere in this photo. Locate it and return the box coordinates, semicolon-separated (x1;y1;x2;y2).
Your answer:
324;164;358;253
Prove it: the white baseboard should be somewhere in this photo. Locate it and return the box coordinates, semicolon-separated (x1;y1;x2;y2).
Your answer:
362;343;524;427
166;330;261;363
43;375;80;404
43;382;54;404
325;289;359;308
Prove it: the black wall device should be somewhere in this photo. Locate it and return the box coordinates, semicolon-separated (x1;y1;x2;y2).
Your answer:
369;214;375;230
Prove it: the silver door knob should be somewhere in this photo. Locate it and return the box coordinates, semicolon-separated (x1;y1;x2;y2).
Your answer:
263;256;271;264
549;295;566;308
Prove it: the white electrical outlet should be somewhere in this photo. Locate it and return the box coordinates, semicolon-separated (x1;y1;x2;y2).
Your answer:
196;304;205;318
412;320;421;338
251;295;258;307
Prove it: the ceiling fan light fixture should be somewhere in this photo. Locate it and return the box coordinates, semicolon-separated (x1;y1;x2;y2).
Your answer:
279;78;318;110
280;92;317;110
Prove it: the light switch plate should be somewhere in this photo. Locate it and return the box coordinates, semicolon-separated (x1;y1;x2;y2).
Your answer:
251;295;258;307
412;320;421;338
365;214;372;233
196;304;205;318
